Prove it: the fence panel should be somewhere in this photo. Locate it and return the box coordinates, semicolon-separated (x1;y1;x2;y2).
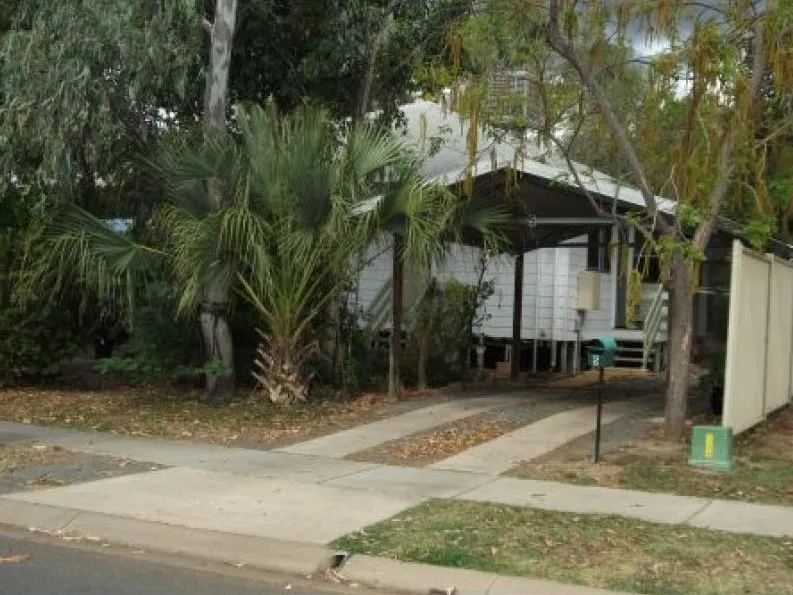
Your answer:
765;256;793;414
723;241;770;435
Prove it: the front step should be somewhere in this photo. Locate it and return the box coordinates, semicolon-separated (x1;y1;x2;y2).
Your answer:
615;339;660;370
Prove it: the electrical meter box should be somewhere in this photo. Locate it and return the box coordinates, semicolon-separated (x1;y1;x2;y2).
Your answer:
577;271;601;310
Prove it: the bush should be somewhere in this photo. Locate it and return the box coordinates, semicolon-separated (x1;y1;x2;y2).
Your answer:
343;328;389;393
90;279;205;385
0;302;82;385
0;205;82;385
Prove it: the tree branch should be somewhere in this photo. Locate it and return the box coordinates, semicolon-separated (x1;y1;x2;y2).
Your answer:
756;119;793;146
355;0;400;122
692;17;767;249
545;129;655;240
544;0;673;236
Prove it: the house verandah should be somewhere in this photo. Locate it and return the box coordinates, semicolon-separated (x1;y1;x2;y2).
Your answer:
354;167;678;380
353;99;740;381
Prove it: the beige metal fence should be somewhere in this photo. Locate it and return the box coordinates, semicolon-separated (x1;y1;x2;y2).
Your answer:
723;240;793;435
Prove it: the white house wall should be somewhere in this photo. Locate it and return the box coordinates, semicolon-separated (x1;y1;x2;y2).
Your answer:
354;235;618;341
565;240;616;339
434;243;515;337
354;237;394;328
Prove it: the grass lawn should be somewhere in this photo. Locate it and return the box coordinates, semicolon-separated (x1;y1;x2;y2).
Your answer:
0;387;397;446
512;408;793;506
0;442;68;475
334;500;793;595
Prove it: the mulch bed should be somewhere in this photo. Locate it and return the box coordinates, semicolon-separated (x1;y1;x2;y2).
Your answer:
0;386;439;447
347;413;525;466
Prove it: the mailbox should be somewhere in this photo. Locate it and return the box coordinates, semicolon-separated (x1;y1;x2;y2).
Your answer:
586;336;617;369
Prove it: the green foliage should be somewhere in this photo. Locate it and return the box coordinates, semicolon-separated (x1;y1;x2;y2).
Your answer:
28;102;443;399
0;0;202;210
230;0;471;123
405;275;495;386
697;351;726;393
0;191;82;384
94;356;226;386
0;302;81;385
344;329;390;393
437;277;494;361
742;216;776;251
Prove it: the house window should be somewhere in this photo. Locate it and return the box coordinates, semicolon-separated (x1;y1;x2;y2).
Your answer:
587;229;611;273
511;75;530;96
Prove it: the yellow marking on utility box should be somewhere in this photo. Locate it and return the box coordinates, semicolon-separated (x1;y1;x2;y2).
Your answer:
704;433;714;459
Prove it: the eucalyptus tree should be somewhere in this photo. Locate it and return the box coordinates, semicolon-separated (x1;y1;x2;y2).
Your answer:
0;0;202;214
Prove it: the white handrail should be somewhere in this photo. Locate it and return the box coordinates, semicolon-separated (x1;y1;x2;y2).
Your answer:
642;285;666;369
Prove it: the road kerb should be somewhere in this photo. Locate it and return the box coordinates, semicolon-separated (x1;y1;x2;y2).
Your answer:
0;499;80;533
339;554;626;595
0;498;626;595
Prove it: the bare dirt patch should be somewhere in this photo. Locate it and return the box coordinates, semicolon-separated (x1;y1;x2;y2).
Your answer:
0;441;159;494
348;414;524;466
0;387;431;447
512;407;793;505
0;442;69;475
549;368;653;388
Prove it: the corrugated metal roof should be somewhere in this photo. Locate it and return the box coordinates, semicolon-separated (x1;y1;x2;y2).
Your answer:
397;99;675;215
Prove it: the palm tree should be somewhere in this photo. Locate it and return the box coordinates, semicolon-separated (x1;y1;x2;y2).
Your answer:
365;167;510;397
230;105;400;404
23;104;428;402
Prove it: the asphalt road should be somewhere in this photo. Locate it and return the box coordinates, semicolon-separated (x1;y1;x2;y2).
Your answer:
0;528;381;595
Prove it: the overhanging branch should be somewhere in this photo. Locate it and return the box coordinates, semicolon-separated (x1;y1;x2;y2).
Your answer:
545;0;673;236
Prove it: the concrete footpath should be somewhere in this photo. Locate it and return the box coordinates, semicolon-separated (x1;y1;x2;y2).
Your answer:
2;420;793;594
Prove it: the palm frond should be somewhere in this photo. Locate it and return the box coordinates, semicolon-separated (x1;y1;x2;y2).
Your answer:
452;194;511;251
144;132;241;215
20;204;162;318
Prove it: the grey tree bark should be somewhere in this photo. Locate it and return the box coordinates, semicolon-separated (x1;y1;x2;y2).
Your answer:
200;0;238;398
664;254;696;440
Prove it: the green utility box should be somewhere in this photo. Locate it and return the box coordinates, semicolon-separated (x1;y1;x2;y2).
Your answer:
586;336;617;369
689;425;734;471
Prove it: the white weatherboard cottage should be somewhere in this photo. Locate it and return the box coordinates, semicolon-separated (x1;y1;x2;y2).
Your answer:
354;99;675;376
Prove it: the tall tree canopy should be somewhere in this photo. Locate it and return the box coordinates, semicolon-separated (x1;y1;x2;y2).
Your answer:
0;0;203;214
227;0;474;124
453;0;793;439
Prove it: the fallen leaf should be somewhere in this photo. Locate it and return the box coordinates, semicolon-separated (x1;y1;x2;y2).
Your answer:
0;554;30;564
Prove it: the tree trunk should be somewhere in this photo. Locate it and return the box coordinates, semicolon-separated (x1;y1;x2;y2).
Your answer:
354;2;396;121
389;235;404;399
417;330;429;391
199;305;235;398
199;0;238;397
252;333;308;406
664;253;696;441
204;0;237;135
